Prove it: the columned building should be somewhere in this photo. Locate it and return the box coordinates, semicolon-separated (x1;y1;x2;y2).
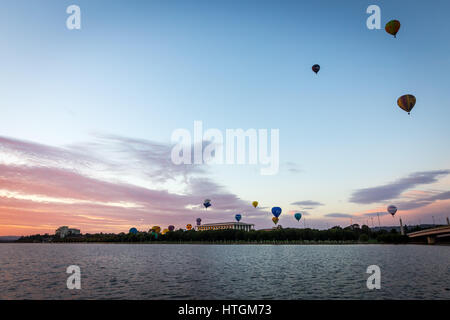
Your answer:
196;222;254;232
55;226;81;238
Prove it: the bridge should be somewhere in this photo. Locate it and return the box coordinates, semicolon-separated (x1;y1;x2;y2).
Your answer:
407;225;450;244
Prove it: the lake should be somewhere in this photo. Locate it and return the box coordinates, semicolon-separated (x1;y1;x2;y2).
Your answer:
0;244;448;299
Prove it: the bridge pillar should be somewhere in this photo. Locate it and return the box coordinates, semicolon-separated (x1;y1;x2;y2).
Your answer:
427;236;436;245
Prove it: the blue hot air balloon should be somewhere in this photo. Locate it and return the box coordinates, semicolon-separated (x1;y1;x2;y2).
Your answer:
129;227;138;235
235;214;242;222
271;207;282;218
196;218;202;226
294;213;302;222
203;199;211;210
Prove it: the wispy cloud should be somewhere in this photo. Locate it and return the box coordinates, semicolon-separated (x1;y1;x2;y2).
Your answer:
324;213;354;218
349;170;450;204
391;190;450;211
284;162;301;173
362;211;389;217
0;135;259;235
290;200;324;207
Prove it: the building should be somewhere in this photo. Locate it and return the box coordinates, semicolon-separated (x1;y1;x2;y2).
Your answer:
259;225;283;231
55;226;81;238
196;222;255;232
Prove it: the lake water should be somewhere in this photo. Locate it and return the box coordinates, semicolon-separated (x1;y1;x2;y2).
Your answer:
0;244;449;299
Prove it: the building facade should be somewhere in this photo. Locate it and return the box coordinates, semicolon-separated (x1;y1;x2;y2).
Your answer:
196;222;254;232
55;226;81;238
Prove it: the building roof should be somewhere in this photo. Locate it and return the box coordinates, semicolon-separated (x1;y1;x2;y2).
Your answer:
198;222;255;227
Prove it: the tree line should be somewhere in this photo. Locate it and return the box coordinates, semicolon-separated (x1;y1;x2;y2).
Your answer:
16;225;411;244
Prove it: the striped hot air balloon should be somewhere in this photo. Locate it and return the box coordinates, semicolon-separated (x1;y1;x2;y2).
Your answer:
397;94;416;115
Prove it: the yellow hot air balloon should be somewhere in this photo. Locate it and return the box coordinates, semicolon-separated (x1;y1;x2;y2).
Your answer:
186;224;193;230
151;226;161;234
385;20;400;38
272;217;279;225
397;94;416;115
252;201;258;208
161;228;169;235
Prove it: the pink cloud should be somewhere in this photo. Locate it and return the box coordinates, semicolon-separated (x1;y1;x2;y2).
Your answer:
0;135;265;236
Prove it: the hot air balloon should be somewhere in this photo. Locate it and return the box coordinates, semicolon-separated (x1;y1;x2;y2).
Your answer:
271;207;282;218
312;64;320;74
397;94;416;115
150;231;158;240
186;224;193;230
252;201;258;208
168;225;175;232
196;218;202;226
385;20;400;38
203;199;211;210
294;213;302;222
129;227;138;235
235;214;242;222
387;205;398;217
272;217;279;225
151;226;161;234
162;228;169;235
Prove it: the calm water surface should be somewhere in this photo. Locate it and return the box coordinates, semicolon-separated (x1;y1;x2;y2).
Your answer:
0;244;448;299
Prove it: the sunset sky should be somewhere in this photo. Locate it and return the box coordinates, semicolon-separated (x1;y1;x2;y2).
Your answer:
1;0;450;235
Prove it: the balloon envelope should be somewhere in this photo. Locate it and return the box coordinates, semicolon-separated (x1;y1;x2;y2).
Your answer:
203;199;211;209
271;207;282;218
186;224;192;230
397;94;416;114
387;205;398;216
294;213;302;221
235;214;242;222
168;225;175;232
272;217;279;225
312;64;320;74
129;227;138;235
196;218;202;226
151;226;161;234
385;20;400;37
162;228;169;235
252;201;258;208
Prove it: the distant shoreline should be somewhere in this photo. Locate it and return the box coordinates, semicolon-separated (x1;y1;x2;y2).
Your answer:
7;240;436;245
16;226;444;245
4;242;448;246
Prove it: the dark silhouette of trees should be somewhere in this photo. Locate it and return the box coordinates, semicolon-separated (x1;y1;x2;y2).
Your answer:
16;226;409;244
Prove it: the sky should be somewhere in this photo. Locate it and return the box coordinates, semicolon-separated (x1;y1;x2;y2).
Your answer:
1;0;450;235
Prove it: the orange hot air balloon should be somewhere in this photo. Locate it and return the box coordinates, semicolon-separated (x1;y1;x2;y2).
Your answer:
252;201;258;208
397;94;416;115
186;224;192;230
272;217;279;225
385;20;400;38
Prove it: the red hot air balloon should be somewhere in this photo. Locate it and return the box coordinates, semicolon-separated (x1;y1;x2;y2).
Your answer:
385;20;401;38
